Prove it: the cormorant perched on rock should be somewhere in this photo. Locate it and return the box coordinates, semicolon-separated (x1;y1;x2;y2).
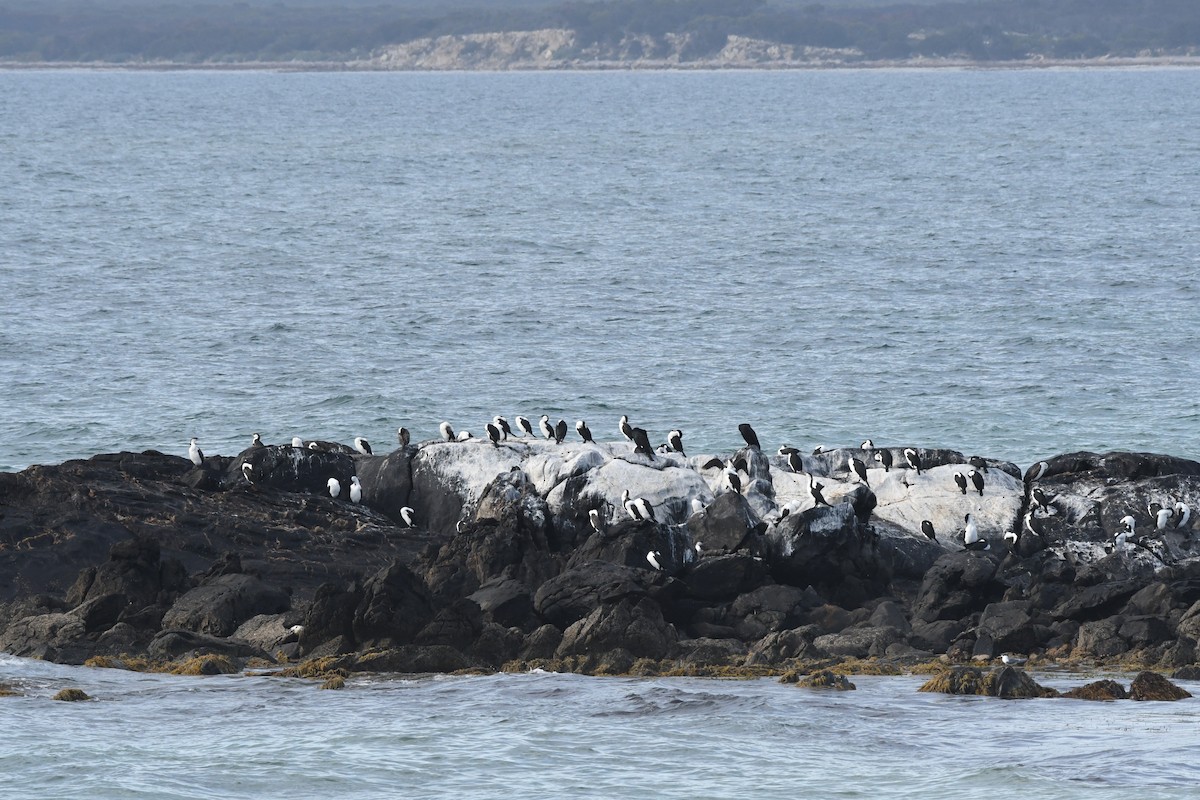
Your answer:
354;437;372;456
874;449;894;472
588;508;604;534
725;466;742;495
1175;502;1192;529
554;419;567;444
493;416;511;440
398;427;410;447
486;423;502;447
739;423;761;449
188;438;203;466
349;476;362;504
327;477;341;499
619;415;635;442
963;513;988;551
954;473;968;495
515;416;534;437
861;439;874;450
539;415;554;440
250;433;264;449
400;507;415;527
667;429;685;456
576;420;594;443
968;456;988;473
787;451;803;474
439;422;455;442
1031;487;1050;513
850;457;868;485
809;475;831;507
904;448;923;475
969;469;985;496
1025;461;1048;483
646;550;663;571
632;427;656;459
921;520;936;540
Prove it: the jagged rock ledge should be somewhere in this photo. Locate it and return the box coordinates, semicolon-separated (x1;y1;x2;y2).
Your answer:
2;436;1199;688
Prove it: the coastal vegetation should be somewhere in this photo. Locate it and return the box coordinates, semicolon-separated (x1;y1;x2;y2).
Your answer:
0;0;1196;65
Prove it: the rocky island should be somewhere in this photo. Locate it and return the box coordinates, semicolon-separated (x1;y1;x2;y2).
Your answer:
2;428;1199;689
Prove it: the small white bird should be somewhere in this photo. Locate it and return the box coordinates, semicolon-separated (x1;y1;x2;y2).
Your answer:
327;477;341;499
349;476;362;504
999;653;1027;666
353;437;372;456
291;436;304;448
963;513;988;550
439;422;455;442
690;497;706;516
400;506;415;527
188;438;203;466
646;550;663;571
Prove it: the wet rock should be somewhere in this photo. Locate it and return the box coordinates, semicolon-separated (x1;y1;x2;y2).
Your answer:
786;669;856;690
975;601;1049;654
909;619;965;653
1062;679;1128;700
0;613;87;660
1052;580;1143;622
352;562;436;649
533;561;651;629
686;492;765;555
912;551;1002;624
745;628;826;666
232;613;304;653
556;596;678;660
298;582;362;655
682;554;771;602
468;578;536;630
234;444;356;496
1073;617;1128;659
814;626;901;658
918;666;1057;698
147;629;271;662
161;574;290;638
671;637;747;666
53;688;90;701
416;598;484;651
519;624;563;661
71;592;128;633
765;503;889;606
1129;671;1192;701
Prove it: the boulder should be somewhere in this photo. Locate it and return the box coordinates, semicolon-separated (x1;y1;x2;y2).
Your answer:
146;629;271;661
352;562;436;649
161;574;290;638
232;444;356;496
745;628;826;665
556;596;678;660
0;613;87;659
765;503;889;606
468;578;536;630
1129;671;1192;701
686;492;765;555
682;554;771;602
299;582;362;654
975;601;1048;654
814;626;901;658
534;561;652;629
1062;679;1128;701
918;666;1058;698
911;551;1002;624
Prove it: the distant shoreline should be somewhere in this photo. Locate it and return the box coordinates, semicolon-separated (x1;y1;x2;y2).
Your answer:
4;55;1200;72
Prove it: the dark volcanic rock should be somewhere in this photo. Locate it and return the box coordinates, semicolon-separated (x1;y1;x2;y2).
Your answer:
686;492;765;555
918;666;1058;698
765;503;890;606
556;596;678;660
912;551;1002;624
1062;679;1128;701
161;574;290;637
533;561;652;629
682;554;771;602
353;562;436;649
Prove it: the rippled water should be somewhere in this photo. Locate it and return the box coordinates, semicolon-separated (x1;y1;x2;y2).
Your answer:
1;69;1199;472
2;654;1198;799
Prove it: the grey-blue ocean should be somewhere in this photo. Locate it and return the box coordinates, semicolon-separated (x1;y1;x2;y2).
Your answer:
1;69;1198;473
2;69;1200;799
2;654;1200;800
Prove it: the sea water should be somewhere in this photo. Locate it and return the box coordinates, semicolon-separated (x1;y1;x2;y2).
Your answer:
1;68;1198;471
2;654;1199;799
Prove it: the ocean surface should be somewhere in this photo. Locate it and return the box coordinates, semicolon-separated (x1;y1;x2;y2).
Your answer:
1;68;1199;472
2;654;1199;800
